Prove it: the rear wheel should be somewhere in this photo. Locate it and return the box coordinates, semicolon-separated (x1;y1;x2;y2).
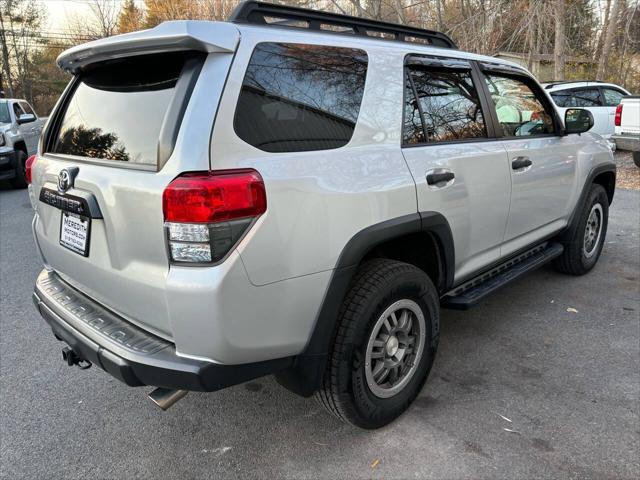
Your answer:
555;183;608;275
633;151;640;168
315;259;439;429
9;150;28;189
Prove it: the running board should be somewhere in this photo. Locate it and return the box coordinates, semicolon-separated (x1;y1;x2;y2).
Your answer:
442;242;564;310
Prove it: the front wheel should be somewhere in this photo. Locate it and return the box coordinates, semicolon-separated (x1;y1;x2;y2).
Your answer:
315;259;439;429
9;150;28;189
555;183;609;275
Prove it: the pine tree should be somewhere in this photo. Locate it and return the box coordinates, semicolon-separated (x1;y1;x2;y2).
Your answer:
117;0;145;34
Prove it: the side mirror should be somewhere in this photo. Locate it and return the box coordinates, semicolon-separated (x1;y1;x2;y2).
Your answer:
564;108;593;134
17;113;36;125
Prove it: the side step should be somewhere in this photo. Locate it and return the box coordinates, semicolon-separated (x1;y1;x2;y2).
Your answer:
442;242;564;310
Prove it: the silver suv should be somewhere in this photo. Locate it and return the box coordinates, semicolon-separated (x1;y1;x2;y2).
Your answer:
29;2;615;428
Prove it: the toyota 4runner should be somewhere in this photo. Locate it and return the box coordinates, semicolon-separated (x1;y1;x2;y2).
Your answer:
29;2;616;428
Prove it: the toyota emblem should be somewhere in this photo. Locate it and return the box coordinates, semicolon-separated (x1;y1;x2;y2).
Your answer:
57;167;79;194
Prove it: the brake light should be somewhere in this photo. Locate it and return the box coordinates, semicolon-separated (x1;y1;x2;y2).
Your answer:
614;104;623;127
162;169;266;264
25;155;37;184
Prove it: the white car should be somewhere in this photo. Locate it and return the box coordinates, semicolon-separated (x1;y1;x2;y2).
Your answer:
543;81;630;145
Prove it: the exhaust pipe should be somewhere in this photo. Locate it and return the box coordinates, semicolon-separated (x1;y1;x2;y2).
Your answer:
148;388;188;410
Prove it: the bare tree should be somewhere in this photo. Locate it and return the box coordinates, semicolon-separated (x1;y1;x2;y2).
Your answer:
554;0;565;79
597;0;620;79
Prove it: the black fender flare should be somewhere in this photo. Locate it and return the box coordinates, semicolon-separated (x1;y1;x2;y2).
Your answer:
275;211;454;397
559;162;616;244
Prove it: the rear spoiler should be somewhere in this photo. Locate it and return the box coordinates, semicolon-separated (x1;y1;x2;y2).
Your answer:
57;21;239;74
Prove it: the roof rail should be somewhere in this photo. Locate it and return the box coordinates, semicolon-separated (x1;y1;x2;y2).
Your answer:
544;79;605;89
229;1;457;49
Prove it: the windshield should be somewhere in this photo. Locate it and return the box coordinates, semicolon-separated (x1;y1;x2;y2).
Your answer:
0;102;10;124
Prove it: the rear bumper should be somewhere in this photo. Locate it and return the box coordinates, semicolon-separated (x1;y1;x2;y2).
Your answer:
611;134;640;152
33;269;293;391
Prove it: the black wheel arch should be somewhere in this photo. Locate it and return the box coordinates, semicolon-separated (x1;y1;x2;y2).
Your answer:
558;162;616;245
13;140;28;155
275;211;454;397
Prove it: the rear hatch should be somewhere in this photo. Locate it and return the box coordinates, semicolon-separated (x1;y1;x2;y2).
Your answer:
31;22;239;339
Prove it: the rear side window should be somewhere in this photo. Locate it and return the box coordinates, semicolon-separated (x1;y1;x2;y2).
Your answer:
234;43;368;153
49;52;192;166
404;67;487;144
552;87;602;108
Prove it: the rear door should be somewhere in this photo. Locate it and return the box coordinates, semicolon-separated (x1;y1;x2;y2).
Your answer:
479;68;579;256
31;51;218;339
400;56;511;282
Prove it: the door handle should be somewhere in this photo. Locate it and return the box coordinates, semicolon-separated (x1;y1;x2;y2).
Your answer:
512;156;532;170
426;171;455;185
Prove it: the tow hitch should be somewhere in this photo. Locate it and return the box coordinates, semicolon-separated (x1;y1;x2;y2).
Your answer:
61;346;92;370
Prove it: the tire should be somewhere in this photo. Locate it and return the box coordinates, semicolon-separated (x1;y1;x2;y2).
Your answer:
633;151;640;168
554;183;609;275
9;150;28;189
315;258;439;429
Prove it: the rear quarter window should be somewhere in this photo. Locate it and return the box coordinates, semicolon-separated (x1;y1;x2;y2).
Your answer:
234;43;368;153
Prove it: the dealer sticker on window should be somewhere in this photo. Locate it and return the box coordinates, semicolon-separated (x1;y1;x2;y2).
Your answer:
60;212;90;257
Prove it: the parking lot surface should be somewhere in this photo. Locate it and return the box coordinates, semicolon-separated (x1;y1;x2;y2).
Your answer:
1;181;639;479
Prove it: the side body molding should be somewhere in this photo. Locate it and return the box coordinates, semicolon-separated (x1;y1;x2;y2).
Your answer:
275;212;455;397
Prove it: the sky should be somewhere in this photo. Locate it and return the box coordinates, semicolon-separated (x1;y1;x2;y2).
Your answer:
41;0;143;31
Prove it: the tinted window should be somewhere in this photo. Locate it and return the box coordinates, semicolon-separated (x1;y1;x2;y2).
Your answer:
571;88;603;107
550;91;572;107
50;52;189;166
484;74;555;137
404;67;486;144
234;43;367;153
602;88;626;106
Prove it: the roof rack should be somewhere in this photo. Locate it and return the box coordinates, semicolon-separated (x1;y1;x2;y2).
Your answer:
229;1;457;49
544;79;605;89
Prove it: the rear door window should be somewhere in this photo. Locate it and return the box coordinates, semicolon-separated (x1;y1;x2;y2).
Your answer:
571;88;603;107
49;52;194;167
234;43;368;153
403;66;487;144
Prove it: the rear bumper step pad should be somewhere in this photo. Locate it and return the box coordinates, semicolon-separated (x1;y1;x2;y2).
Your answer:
33;270;292;391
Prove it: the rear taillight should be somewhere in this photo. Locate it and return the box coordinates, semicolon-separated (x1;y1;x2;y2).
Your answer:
614;104;623;127
162;169;266;264
25;155;37;184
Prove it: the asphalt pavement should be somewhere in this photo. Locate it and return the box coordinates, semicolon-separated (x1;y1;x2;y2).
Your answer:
1;183;638;479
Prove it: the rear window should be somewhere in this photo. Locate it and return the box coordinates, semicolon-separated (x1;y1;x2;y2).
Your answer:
49;52;190;166
234;43;368;153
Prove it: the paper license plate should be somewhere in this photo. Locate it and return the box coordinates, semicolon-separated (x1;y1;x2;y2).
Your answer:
60;212;91;257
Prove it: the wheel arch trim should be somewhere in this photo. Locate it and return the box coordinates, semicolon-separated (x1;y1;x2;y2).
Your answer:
275;211;454;396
